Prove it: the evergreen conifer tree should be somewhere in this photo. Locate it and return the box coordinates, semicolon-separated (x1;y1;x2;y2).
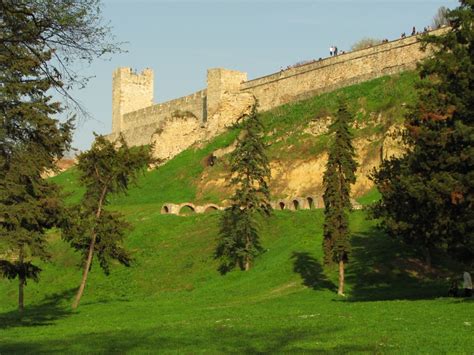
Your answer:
215;103;271;274
322;101;357;296
0;0;120;312
62;135;152;309
63;136;152;308
370;0;474;266
0;2;73;311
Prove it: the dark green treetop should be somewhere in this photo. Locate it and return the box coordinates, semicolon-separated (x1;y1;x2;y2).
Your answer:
62;135;152;308
322;100;357;295
371;0;474;265
1;0;122;312
0;1;74;311
229;103;272;214
215;103;271;274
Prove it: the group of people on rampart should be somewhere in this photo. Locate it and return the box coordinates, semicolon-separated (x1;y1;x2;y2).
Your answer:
281;23;447;73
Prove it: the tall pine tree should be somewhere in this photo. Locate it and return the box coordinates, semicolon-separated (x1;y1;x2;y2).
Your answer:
0;1;120;311
0;3;73;311
370;0;474;266
215;103;271;274
322;100;357;296
62;135;152;309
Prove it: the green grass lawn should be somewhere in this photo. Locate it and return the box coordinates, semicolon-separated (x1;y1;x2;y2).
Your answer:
2;72;472;353
0;209;472;353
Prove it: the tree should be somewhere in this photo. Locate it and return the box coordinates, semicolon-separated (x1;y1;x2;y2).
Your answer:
0;0;121;113
0;0;120;312
62;135;152;309
432;6;450;28
370;0;474;266
351;38;383;51
322;100;357;296
215;103;271;274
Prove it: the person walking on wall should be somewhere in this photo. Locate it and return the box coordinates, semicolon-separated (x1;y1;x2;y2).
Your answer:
329;46;334;56
334;46;338;56
463;271;473;297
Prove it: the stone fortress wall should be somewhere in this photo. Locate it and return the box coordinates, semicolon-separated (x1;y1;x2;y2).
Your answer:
108;28;448;161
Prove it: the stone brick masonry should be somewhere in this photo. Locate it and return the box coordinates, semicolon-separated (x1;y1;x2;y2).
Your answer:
107;28;448;162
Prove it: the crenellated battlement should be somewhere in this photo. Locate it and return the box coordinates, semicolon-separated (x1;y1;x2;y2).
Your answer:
112;67;154;133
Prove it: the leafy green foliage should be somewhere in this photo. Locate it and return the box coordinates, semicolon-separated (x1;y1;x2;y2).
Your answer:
0;0;121;112
215;103;271;273
62;135;152;307
0;261;41;284
371;0;474;266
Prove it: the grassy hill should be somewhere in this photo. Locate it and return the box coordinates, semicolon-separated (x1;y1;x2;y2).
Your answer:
0;73;472;353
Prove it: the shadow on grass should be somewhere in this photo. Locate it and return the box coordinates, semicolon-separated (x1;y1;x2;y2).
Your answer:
0;325;376;353
291;252;336;292
346;227;447;302
0;288;76;329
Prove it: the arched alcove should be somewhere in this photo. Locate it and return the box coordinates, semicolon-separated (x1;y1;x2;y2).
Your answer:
293;200;300;210
204;205;218;213
279;201;286;210
179;204;196;215
307;197;314;209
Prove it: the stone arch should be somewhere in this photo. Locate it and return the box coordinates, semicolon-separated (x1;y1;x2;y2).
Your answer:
278;201;286;210
307;196;315;209
179;203;196;215
203;204;219;213
292;199;300;210
161;203;180;215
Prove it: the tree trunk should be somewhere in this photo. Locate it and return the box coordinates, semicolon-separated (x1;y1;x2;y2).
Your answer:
72;230;97;309
338;259;345;296
18;247;25;312
423;247;432;269
244;257;250;271
72;185;107;309
18;275;25;312
244;232;251;271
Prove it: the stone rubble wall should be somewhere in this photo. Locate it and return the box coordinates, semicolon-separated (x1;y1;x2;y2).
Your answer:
160;196;362;216
121;89;207;132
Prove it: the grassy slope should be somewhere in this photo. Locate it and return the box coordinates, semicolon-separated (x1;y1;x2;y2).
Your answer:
189;71;420;201
1;73;473;353
53;71;419;206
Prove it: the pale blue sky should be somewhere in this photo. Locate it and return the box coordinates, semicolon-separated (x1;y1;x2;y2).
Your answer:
67;0;459;151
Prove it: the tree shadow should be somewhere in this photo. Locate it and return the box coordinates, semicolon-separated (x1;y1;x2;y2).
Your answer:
0;288;76;329
346;227;449;302
0;324;376;353
291;252;336;292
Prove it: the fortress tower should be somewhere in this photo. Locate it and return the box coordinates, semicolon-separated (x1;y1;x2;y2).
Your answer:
112;67;154;133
